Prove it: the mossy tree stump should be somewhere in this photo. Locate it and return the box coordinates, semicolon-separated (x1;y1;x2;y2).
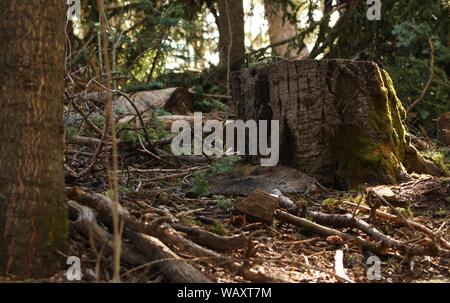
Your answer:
232;60;439;189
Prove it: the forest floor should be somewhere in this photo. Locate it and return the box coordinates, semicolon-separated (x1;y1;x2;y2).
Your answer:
57;84;450;283
62;132;450;283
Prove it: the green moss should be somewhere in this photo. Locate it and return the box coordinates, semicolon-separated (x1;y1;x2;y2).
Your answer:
322;197;340;207
188;174;209;196
333;125;400;188
423;150;450;175
207;221;229;236
334;67;435;188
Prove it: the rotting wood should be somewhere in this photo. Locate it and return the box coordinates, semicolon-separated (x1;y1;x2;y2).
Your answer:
235;189;279;224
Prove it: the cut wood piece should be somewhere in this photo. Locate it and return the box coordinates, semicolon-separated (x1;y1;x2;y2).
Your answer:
233;59;443;189
207;165;317;196
367;185;398;203
114;87;194;116
235;189;279;224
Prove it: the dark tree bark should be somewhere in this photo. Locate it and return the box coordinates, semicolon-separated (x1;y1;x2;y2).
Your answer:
0;1;68;277
232;60;441;189
217;0;245;89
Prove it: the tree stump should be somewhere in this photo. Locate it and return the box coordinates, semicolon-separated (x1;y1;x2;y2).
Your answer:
232;60;440;189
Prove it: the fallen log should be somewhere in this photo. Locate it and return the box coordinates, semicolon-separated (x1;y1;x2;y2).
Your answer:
70;87;194;116
114;87;194;116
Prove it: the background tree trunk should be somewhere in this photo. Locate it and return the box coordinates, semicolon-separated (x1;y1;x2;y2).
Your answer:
217;0;245;90
263;0;309;59
232;60;441;189
0;0;68;277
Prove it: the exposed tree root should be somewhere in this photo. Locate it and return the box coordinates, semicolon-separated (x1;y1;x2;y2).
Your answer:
67;186;281;282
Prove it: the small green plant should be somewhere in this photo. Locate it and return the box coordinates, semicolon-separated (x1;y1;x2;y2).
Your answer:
147;115;170;140
120;129;139;145
348;194;368;206
66;126;78;141
92;116;104;128
433;208;448;218
395;207;414;219
153;108;173;116
424;149;450;175
209;156;241;176
147;126;169;140
215;197;234;211
322;197;340;207
207;221;228;236
119;185;133;195
189;173;209;196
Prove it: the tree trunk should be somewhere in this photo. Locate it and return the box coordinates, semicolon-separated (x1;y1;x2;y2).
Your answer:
232;60;441;189
217;0;245;90
0;1;68;277
263;0;309;59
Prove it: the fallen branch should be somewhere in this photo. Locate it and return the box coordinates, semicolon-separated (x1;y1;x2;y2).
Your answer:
274;210;385;255
307;211;450;257
344;200;450;250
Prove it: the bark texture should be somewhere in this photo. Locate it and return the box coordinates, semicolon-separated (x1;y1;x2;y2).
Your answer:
217;0;245;88
0;1;68;277
232;60;439;189
263;0;309;59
